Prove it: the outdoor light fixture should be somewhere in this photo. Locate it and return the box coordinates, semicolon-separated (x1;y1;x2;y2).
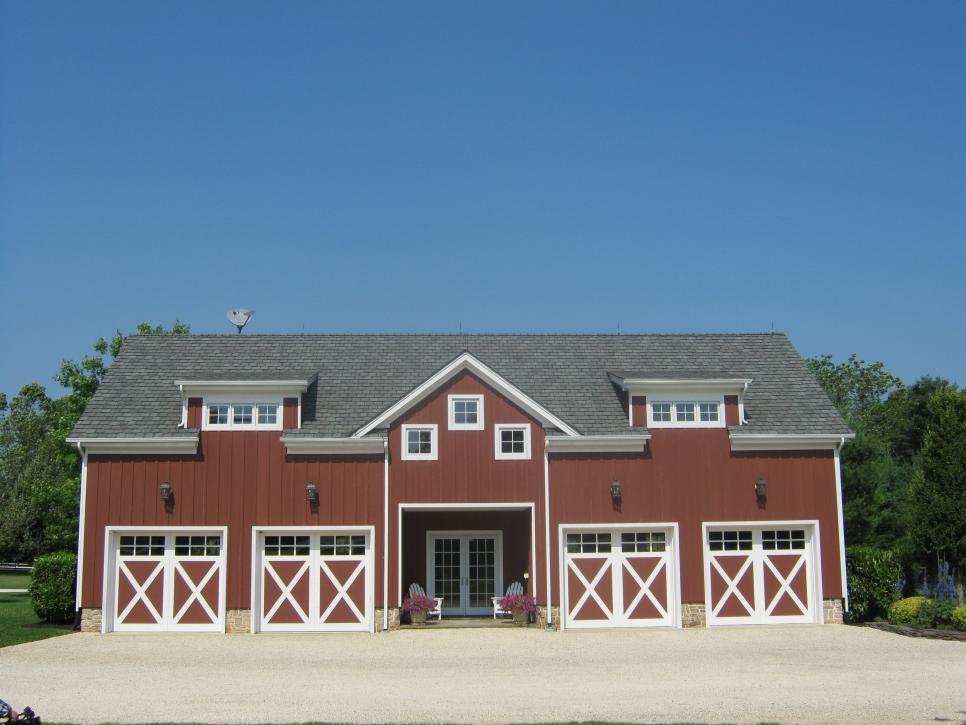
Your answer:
160;481;172;503
610;479;622;503
755;477;767;505
306;481;319;506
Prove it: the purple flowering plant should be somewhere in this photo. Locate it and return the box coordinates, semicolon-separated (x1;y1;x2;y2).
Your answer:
401;594;438;613
499;592;539;614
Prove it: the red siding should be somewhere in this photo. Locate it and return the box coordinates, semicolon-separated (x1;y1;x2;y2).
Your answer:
187;398;202;428
82;433;383;609
387;370;547;606
724;395;739;426
283;398;298;428
548;428;842;605
631;396;646;427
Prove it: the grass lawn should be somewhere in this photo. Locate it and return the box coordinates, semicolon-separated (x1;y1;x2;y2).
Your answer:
0;591;73;648
0;571;30;589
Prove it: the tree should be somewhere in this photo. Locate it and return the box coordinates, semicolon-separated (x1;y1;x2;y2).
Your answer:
908;386;966;576
807;353;903;428
0;320;189;563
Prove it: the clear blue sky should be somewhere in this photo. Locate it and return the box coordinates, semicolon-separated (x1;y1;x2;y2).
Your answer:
2;1;964;399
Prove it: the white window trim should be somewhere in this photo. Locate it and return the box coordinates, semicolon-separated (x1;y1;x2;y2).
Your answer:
401;424;438;461
202;397;283;431
494;423;531;460
447;394;485;430
646;395;726;429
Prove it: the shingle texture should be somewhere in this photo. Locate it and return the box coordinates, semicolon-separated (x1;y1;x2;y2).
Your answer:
70;333;851;440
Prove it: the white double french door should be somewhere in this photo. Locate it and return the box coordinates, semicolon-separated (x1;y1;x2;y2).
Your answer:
427;532;503;615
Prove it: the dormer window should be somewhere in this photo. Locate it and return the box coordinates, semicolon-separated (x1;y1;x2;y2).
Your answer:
204;399;283;430
448;394;484;430
647;398;724;429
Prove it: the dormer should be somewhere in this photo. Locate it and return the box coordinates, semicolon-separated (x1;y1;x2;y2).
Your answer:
175;378;314;431
608;374;753;429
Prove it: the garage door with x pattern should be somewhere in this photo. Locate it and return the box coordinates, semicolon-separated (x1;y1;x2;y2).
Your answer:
704;524;818;625
111;530;225;632
259;530;372;632
563;527;677;629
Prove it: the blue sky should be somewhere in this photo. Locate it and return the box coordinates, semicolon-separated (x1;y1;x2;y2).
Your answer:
1;1;964;399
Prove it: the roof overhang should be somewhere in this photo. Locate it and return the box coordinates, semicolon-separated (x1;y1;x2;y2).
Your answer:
282;436;386;455
729;433;855;452
610;374;753;396
66;436;199;455
545;434;650;453
174;378;314;397
353;352;579;437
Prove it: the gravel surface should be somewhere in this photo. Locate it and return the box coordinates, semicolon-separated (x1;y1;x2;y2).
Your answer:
2;625;964;724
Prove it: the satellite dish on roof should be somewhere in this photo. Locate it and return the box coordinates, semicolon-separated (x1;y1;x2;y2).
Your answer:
227;308;254;334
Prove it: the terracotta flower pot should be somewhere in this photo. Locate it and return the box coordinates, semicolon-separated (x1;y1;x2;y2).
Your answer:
410;610;428;625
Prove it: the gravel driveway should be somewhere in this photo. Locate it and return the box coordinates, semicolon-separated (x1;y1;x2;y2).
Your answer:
1;625;964;724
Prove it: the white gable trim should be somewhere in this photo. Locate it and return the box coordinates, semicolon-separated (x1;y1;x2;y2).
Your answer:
353;352;579;437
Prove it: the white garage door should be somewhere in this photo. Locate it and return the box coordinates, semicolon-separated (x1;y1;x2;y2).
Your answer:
704;523;820;625
108;528;226;632
257;529;373;632
563;526;678;629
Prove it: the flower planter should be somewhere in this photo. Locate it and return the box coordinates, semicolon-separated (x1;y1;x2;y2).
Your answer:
410;610;428;625
512;608;529;626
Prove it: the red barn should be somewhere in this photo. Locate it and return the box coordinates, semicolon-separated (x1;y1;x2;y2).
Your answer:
67;333;853;633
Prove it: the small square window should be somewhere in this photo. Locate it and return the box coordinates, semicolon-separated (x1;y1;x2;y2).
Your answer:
208;404;229;425
652;403;672;422
233;404;253;425
699;402;719;422
402;425;437;460
449;395;484;429
675;402;695;422
495;424;530;459
257;404;278;425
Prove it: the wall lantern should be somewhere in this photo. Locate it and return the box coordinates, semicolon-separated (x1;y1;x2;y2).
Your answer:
755;477;767;505
160;481;172;503
306;481;319;506
610;479;622;504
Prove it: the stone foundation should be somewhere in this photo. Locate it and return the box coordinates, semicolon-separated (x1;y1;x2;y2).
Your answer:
226;608;251;633
823;598;844;624
536;606;560;629
682;602;706;627
80;608;102;632
375;607;401;630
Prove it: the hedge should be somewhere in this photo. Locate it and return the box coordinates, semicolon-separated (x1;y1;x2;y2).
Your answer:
845;545;902;622
29;550;77;623
953;605;966;631
888;596;928;626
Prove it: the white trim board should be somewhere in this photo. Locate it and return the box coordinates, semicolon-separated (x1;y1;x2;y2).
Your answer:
609;375;752;396
175;379;312;397
545;435;650;453
729;433;855;451
67;437;199;455
354;352;579;437
282;437;385;455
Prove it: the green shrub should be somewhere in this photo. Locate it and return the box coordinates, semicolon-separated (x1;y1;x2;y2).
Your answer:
845;545;902;622
29;551;77;623
953;605;966;631
915;598;958;628
888;596;928;625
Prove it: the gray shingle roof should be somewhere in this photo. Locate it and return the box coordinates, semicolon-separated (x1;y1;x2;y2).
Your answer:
70;333;851;439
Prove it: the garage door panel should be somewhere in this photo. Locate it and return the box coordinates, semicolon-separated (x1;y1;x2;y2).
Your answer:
263;560;311;626
172;561;221;626
709;556;756;619
563;527;677;629
763;555;809;617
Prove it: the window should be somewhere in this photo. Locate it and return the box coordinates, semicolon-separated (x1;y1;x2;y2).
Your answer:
119;535;165;557
401;424;438;460
621;531;666;553
762;529;806;551
263;535;310;556
204;400;283;430
494;424;531;460
649;399;723;428
320;535;366;556
566;532;612;554
708;530;752;552
175;535;221;557
257;404;278;425
208;404;229;425
448;394;484;430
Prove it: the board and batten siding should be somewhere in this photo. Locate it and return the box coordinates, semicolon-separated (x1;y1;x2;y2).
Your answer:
547;428;842;606
81;431;384;610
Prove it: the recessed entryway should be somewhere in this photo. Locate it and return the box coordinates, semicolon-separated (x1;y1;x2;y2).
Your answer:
427;531;502;615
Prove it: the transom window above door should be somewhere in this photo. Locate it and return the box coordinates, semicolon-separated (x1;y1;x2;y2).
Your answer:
494;423;531;460
401;424;438;460
448;394;484;430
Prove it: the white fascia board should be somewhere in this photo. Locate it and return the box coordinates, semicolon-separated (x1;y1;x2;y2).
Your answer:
282;436;385;454
609;374;753;396
729;433;856;451
353;352;579;437
545;435;650;453
65;437;199;455
175;378;313;397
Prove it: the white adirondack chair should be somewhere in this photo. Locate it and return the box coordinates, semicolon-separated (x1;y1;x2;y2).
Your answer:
408;582;443;620
492;581;525;619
